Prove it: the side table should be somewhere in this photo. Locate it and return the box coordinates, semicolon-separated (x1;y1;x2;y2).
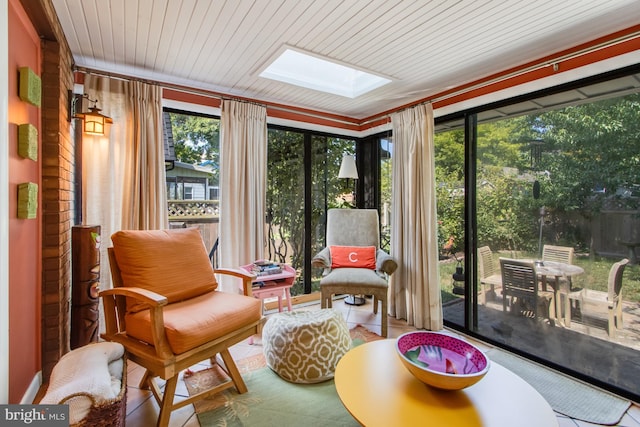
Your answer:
240;262;296;313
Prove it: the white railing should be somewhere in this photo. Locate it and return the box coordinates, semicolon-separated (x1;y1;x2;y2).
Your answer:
167;200;219;221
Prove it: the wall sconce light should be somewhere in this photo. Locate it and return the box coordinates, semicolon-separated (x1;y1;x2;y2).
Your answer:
68;91;113;136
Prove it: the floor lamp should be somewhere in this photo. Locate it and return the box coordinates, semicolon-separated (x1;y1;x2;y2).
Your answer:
338;154;358;206
338;155;365;305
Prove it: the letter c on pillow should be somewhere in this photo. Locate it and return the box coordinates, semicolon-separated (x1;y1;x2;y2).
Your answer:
330;245;376;269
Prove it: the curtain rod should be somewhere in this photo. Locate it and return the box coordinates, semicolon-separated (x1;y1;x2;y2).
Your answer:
75;66;357;123
74;66;313;116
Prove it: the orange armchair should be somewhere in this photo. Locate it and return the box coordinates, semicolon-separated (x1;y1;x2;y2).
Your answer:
100;228;262;427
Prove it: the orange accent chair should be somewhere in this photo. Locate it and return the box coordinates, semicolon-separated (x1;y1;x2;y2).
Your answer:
100;228;262;427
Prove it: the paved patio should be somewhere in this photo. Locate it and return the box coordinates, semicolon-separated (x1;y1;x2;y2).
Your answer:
482;295;640;350
444;296;640;399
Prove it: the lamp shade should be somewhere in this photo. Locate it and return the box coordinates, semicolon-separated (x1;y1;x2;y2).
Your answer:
338;155;358;179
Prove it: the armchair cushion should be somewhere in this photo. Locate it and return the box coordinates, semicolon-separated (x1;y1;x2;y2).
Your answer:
111;228;217;313
125;290;262;354
319;267;387;288
330;245;376;269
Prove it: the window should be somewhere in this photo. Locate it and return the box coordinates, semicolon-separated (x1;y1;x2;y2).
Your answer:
265;128;304;293
434;126;466;321
440;67;640;402
265;126;357;296
184;186;193;200
209;187;219;200
379;136;392;252
164;109;220;253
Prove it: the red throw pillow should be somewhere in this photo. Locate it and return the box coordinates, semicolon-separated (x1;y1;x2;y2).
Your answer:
330;246;376;269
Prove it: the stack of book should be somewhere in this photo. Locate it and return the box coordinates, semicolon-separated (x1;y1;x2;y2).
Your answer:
251;260;282;276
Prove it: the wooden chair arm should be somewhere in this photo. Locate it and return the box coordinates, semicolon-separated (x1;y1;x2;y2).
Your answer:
214;268;257;296
99;287;173;359
100;286;168;306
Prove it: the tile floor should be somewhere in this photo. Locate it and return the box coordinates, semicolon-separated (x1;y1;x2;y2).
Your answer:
124;297;640;427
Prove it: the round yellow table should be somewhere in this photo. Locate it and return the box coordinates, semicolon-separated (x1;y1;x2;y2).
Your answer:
335;339;558;427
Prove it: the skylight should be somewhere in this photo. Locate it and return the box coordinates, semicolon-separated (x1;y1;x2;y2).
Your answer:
259;48;391;98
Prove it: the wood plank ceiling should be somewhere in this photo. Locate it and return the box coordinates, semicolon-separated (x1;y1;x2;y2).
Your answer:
52;0;640;120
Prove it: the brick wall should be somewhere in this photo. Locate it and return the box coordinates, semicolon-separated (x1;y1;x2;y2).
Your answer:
23;0;76;381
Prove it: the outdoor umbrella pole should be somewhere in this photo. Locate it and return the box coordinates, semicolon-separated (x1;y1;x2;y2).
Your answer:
538;206;546;258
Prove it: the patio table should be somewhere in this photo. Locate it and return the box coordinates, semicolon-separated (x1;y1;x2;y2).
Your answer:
528;260;584;327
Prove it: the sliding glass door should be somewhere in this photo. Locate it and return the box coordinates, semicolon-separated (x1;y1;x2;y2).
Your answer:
442;68;640;401
265;126;356;295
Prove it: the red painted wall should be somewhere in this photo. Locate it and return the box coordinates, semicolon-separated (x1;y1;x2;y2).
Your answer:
8;0;42;403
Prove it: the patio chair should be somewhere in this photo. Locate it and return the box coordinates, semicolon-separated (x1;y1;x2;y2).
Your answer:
542;245;574;264
312;209;397;337
101;228;262;427
568;258;629;337
478;246;502;304
541;244;576;293
500;258;554;320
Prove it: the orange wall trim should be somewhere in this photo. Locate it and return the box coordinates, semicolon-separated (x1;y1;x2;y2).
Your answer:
162;88;362;130
163;88;221;109
361;25;640;130
432;30;640;112
266;108;362;132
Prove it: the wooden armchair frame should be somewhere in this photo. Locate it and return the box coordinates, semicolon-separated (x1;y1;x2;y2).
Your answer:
101;248;260;427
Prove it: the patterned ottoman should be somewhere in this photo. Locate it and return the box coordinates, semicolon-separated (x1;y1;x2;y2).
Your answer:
262;309;351;383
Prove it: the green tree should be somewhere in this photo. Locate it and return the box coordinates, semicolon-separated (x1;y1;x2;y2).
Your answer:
265;130;354;294
435;118;543;255
265;129;305;269
527;94;640;212
434;129;465;255
170;113;220;170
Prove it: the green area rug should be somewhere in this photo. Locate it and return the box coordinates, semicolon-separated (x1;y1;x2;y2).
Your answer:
487;348;631;425
185;325;379;426
192;367;359;427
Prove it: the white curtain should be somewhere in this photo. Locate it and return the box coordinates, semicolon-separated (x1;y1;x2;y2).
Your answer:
120;81;167;230
218;100;267;293
389;103;442;331
83;76;167;296
82;75;127;293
